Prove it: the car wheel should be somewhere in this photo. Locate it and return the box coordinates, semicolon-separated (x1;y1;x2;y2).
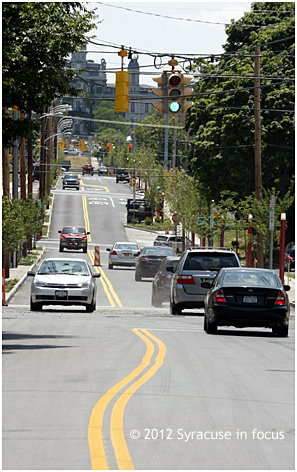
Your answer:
274;324;289;337
30;298;42;311
59;245;63;252
77;187;79;190
170;298;182;315
135;270;142;281
108;262;113;269
204;315;207;332
83;247;87;253
206;317;217;334
86;294;96;313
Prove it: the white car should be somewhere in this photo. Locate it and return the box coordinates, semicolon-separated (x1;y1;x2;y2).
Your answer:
107;242;140;269
154;234;192;253
27;258;100;312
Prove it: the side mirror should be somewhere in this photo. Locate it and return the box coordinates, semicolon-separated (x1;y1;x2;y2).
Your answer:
92;273;101;278
58;230;61;233
87;232;90;235
106;248;111;252
27;271;36;276
201;282;211;289
283;285;290;292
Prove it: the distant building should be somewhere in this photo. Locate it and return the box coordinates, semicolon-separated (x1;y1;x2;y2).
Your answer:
66;48;155;137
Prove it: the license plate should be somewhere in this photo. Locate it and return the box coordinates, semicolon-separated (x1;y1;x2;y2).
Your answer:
243;296;257;303
124;253;130;257
56;290;67;298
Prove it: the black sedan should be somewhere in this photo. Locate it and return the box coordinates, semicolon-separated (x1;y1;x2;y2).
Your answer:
135;246;176;281
202;268;290;336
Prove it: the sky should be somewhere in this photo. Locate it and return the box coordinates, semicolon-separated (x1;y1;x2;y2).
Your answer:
84;1;252;85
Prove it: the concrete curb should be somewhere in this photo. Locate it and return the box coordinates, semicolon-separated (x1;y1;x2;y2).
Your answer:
5;248;46;304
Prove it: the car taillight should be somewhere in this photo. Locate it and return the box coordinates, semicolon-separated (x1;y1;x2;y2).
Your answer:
214;289;226;303
111;250;117;255
140;256;149;262
275;291;286;306
137;251;140;255
176;275;195;285
160;274;165;285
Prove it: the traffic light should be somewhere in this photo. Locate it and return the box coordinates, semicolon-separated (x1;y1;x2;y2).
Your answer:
167;72;194;114
128;144;132;153
106;143;110;152
152;71;194;115
115;71;129;112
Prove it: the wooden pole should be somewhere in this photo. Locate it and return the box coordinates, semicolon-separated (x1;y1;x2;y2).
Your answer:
254;46;264;267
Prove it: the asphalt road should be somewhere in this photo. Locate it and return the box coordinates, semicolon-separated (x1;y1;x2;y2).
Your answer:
2;174;295;470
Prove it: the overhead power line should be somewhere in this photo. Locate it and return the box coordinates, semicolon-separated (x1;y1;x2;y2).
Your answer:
95;2;294;28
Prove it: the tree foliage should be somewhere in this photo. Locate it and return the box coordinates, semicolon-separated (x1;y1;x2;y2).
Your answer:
2;2;97;146
185;2;295;205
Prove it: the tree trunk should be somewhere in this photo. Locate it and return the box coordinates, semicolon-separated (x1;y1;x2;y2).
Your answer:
2;146;10;198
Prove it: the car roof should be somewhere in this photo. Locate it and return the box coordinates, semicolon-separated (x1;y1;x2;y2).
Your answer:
187;248;236;254
220;267;277;274
62;225;85;229
114;241;139;245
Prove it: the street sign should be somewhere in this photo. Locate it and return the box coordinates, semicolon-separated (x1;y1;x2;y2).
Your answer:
269;195;275;230
197;217;206;225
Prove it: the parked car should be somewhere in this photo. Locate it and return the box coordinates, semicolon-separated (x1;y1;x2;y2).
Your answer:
135;246;176;281
82;164;94;175
107;242;140;269
285;243;295;271
154;234;192;253
62;173;80;190
202;267;290;336
116;168;129;183
27;258;100;312
170;248;241;315
58;226;90;253
151;256;180;307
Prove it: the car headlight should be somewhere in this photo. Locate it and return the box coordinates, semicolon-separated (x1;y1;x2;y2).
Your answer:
77;282;91;288
34;280;46;287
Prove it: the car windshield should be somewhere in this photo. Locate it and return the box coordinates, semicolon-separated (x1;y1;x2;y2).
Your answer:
38;260;89;276
115;243;139;250
62;227;86;235
222;271;279;287
65;174;78;179
184;252;238;270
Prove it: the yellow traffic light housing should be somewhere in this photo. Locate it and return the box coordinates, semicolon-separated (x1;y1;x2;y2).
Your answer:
115;70;129;112
152;72;168;113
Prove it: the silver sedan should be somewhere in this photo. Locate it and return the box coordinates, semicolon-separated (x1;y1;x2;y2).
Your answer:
107;242;140;269
27;258;100;312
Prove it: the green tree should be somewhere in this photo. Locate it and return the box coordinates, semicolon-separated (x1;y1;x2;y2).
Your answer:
185;2;295;204
93;101;130;139
3;2;97;146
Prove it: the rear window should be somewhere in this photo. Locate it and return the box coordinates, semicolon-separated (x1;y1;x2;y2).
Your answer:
222;271;279;287
143;247;175;256
184;252;239;271
156;236;168;242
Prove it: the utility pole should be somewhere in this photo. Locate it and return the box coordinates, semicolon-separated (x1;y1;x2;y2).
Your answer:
172;115;178;169
27;111;33;198
20;111;26;200
254;46;264;267
39;111;45;220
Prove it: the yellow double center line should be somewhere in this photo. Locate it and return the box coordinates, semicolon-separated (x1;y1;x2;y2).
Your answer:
82;195;122;307
88;329;167;470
